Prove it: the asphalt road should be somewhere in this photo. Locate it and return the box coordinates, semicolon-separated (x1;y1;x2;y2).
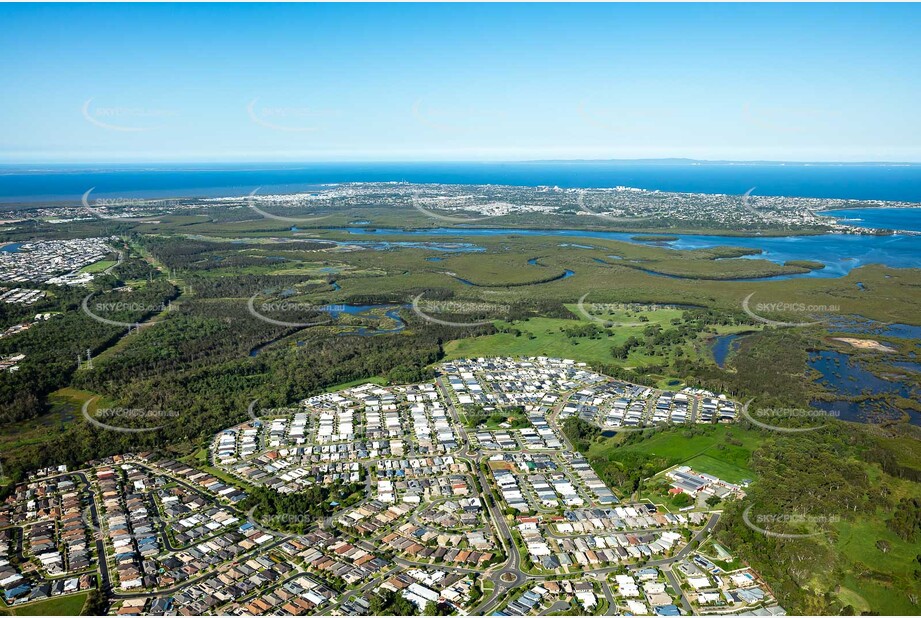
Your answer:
542;599;572;614
20;378;725;614
69;470;113;595
600;580;617;616
437;376;727;615
436;377;527;614
630;511;722;569
111;536;292;600
68;463;296;601
664;567;693;614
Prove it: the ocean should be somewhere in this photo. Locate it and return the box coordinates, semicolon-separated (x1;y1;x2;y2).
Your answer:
2;161;921;204
820;207;921;233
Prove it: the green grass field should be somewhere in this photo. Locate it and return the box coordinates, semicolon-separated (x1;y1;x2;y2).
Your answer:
444;317;621;366
762;465;921;615
833;580;872;614
590;424;761;483
323;375;388;392
0;592;87;616
835;514;921;583
443;302;759;374
80;259;116;273
836;572;917;616
681;453;753;484
806;499;921;614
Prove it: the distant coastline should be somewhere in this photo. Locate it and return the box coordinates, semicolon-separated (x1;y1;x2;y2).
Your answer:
2;160;921;203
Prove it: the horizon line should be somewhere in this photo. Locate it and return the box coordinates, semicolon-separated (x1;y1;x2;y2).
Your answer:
3;157;921;168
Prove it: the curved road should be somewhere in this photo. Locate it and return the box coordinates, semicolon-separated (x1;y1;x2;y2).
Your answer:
438;376;723;614
29;377;723;614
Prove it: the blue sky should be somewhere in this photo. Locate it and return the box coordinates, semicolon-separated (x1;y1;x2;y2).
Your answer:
1;2;919;163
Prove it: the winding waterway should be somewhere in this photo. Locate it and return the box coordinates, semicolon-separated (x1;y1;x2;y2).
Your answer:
710;333;749;369
335;225;921;280
808;350;920;426
248;303;407;356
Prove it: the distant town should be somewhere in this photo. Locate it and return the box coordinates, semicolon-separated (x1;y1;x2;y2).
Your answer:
4;183;919;234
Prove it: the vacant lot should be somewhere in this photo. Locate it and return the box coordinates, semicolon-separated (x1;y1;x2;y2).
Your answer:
0;592;87;616
590;424;761;482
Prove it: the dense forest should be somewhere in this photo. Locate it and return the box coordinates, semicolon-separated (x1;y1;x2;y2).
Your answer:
0;279;177;423
243;483;365;533
715;423;921;614
0;299;492;479
674;328;815;405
